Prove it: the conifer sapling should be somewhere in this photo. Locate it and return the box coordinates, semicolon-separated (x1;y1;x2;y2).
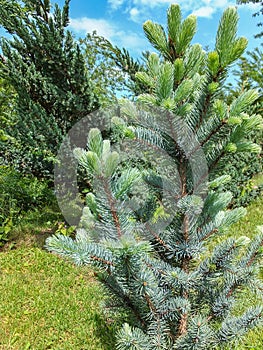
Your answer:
47;5;263;349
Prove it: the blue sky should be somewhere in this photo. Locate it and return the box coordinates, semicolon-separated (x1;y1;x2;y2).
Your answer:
0;0;261;61
55;0;262;57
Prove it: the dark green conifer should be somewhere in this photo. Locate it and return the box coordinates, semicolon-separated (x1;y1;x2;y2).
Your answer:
0;0;98;178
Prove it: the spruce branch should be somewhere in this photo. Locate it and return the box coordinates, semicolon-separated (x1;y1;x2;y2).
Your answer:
46;4;263;349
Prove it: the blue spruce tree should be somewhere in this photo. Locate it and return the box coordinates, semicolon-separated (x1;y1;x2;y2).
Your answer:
47;5;263;349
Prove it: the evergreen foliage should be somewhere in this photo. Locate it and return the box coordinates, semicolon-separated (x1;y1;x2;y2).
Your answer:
235;48;263;91
0;0;98;178
223;48;262;206
237;0;263;40
47;5;263;349
81;31;147;97
0;65;16;142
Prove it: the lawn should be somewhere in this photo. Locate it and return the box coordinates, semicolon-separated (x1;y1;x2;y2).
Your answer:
0;248;117;350
0;196;262;349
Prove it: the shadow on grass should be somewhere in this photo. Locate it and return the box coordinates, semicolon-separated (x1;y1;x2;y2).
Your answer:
92;312;118;349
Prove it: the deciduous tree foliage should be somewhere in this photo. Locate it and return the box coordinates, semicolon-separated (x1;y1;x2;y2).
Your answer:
47;5;263;349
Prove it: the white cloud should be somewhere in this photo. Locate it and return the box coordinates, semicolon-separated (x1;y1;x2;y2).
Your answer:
192;6;215;18
130;7;139;16
133;0;174;6
108;0;125;10
213;0;233;8
108;0;236;16
129;7;140;22
237;2;262;10
69;17;148;54
118;31;147;51
138;0;233;7
69;18;116;39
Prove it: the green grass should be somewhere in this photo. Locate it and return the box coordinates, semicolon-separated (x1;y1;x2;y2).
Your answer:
5;206;63;250
0;196;262;349
228;195;263;239
0;248;117;350
237;197;263;349
219;195;263;350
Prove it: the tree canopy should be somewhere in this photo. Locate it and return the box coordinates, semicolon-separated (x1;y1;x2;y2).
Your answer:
237;0;263;39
